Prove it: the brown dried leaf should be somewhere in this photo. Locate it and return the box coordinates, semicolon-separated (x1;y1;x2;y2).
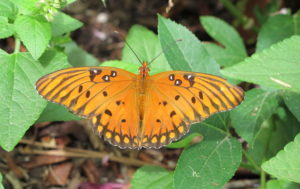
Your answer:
46;162;73;186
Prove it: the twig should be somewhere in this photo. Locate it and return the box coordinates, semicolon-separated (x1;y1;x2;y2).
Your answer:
19;139;173;168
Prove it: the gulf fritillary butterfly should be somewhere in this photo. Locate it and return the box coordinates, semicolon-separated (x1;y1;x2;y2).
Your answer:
36;61;244;149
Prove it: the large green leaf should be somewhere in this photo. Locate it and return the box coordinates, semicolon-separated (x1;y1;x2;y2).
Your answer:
222;36;300;93
231;89;278;146
262;133;300;183
158;15;220;75
174;125;242;189
51;12;83;36
266;179;300;189
0;53;46;151
122;25;170;72
131;166;173;189
201;16;247;67
283;91;300;122
256;12;300;52
0;16;14;39
14;15;51;60
0;0;18;19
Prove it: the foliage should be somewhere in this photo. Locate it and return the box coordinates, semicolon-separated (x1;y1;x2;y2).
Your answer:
0;0;300;188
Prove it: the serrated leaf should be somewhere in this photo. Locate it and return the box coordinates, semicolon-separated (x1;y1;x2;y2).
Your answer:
256;12;300;52
14;15;51;60
0;53;46;151
0;0;18;19
158;15;220;75
0;16;14;39
283;91;300;122
51;12;83;36
231;89;278;146
174;126;242;189
222;36;300;93
262;133;300;183
266;179;300;189
131;166;173;189
201;16;247;67
63;41;99;67
36;50;79;122
122;25;170;71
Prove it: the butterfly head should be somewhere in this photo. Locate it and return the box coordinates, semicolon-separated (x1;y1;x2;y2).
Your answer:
139;61;150;78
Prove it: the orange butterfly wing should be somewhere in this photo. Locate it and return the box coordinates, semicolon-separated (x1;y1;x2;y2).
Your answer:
140;71;244;148
36;67;141;148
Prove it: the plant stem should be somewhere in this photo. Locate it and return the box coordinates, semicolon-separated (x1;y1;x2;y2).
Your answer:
14;37;21;53
242;149;261;172
260;169;266;189
219;0;259;32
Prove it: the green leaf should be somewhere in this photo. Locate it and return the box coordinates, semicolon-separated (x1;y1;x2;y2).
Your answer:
0;0;18;19
101;60;139;74
254;0;280;25
200;16;247;67
266;179;300;189
0;16;14;39
101;60;166;75
36;50;80;122
158;15;220;75
256;12;300;52
131;166;173;189
14;15;51;60
51;12;83;36
166;132;201;149
122;25;171;71
197;112;230;133
174;126;242;189
222;36;300;93
231;89;278;146
0;53;46;151
246;109;300;168
63;41;100;67
37;103;80;122
11;0;39;15
38;50;71;74
262;133;300;183
283;91;300;122
0;173;3;189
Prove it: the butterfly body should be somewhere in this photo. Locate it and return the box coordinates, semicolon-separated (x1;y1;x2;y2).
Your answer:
36;62;244;149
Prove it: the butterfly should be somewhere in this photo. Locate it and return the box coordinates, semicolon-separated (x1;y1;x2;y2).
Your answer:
36;61;244;149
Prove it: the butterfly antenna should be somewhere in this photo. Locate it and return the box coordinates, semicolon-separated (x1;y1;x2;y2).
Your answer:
148;38;182;65
114;31;143;65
